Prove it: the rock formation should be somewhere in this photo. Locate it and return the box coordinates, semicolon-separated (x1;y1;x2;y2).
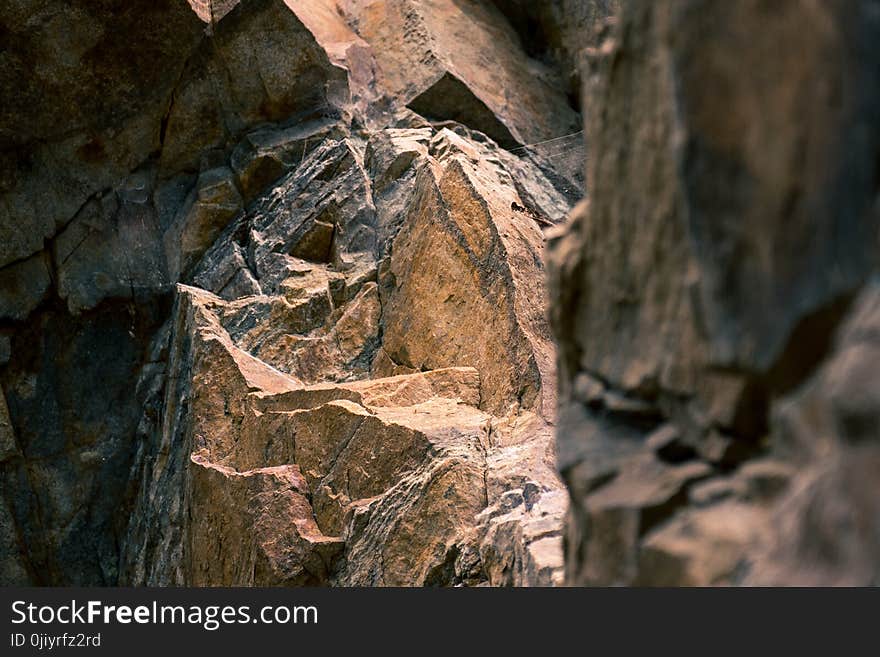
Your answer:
0;0;589;585
7;0;872;589
550;0;880;585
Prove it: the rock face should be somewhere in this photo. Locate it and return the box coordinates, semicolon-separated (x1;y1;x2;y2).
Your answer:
8;0;878;589
550;0;880;585
120;115;570;585
1;0;591;585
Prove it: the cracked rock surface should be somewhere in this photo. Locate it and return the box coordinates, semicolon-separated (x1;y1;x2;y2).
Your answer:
1;0;593;585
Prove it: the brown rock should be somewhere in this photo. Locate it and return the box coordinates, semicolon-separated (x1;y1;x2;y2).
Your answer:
338;0;579;144
3;0;584;587
0;0;204;270
159;0;350;177
164;167;243;282
552;0;880;402
123;274;559;586
746;282;880;585
551;0;880;587
491;0;619;101
186;457;343;586
382;131;556;418
567;454;711;586
230;118;342;203
637;502;768;586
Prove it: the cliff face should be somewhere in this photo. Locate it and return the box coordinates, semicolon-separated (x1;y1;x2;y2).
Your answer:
0;0;591;585
7;0;873;590
550;0;880;585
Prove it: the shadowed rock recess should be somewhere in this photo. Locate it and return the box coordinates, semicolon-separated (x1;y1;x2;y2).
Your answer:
550;0;880;585
0;0;593;585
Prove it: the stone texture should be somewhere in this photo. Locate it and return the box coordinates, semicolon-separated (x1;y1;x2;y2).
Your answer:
381;128;558;419
158;0;351;178
336;0;580;144
186;458;344;586
550;0;880;586
163;166;243;282
493;0;619;102
0;296;170;585
1;0;589;586
119;102;572;584
0;254;52;321
554;0;880;402
121;282;552;586
0;0;205;270
54;175;169;314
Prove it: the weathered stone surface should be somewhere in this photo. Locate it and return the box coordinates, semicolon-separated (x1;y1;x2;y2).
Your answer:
3;0;583;587
480;486;567;587
336;0;580;144
0;0;205;270
7;0;877;590
554;0;880;402
336;445;488;586
0;388;28;584
551;0;880;586
118;95;575;585
408;72;519;149
365;127;431;193
186;457;344;586
0;254;51;321
381;128;557;419
187;0;241;23
120;284;491;585
54;175;169;314
230;118;342;203
1;296;170;585
163;166;243;282
118;107;576;587
567;453;711;586
491;0;618;102
159;0;350;177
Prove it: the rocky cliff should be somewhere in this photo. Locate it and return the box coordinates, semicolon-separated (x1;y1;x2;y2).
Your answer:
0;0;596;585
5;0;876;589
550;0;880;585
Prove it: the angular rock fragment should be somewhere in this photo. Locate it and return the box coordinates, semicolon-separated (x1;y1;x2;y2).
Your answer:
163;166;243;282
124;283;499;585
187;457;344;586
337;0;579;145
381;132;556;418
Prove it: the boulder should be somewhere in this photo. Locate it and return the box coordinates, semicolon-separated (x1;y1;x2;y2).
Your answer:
121;103;576;586
381;128;557;419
